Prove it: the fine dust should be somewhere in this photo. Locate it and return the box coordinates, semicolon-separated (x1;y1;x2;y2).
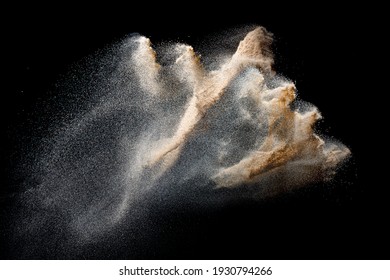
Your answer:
13;26;350;258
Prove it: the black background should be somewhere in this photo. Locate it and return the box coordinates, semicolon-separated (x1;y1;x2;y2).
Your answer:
2;5;386;259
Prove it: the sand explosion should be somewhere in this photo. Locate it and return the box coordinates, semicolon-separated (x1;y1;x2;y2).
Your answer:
14;27;350;255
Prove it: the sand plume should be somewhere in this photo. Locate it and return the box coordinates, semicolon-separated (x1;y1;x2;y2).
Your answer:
14;26;350;251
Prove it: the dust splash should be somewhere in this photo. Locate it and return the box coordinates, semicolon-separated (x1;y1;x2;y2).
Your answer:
13;26;350;257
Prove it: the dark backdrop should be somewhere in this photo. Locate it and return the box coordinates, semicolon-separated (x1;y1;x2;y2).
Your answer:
2;5;384;259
